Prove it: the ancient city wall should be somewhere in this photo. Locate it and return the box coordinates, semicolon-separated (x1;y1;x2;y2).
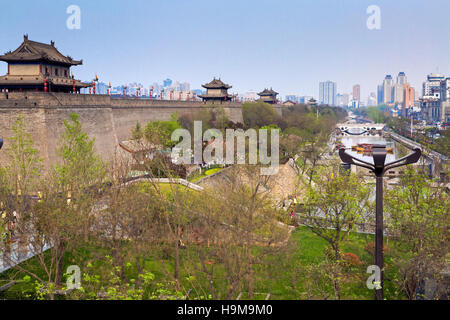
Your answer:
0;92;279;169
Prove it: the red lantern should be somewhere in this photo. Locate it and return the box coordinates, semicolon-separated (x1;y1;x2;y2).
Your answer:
93;82;96;94
44;77;47;93
72;79;75;93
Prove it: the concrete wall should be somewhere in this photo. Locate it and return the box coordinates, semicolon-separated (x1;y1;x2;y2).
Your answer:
0;92;271;169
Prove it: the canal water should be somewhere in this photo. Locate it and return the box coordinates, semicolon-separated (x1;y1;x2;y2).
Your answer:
338;135;399;164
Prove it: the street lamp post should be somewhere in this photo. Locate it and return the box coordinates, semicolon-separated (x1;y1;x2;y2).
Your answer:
339;145;421;300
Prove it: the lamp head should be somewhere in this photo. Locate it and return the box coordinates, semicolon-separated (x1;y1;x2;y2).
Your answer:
404;148;421;164
339;148;354;164
372;144;387;176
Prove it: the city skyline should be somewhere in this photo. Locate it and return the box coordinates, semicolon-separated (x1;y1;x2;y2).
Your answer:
0;0;449;99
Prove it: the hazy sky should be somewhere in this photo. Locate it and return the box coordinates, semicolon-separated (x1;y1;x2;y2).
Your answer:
1;0;449;100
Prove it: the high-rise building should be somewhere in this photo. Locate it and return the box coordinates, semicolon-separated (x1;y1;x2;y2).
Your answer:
319;81;336;105
352;85;360;102
403;83;415;117
394;83;404;103
440;78;450;102
336;93;350;107
420;74;450;123
377;84;384;105
397;72;407;85
383;75;394;104
367;92;377;106
440;78;450;123
423;73;445;97
163;78;173;87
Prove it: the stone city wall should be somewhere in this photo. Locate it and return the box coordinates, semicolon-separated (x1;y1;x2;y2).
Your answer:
0;92;282;169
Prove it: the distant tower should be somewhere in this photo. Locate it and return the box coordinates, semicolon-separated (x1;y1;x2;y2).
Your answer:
383;75;394;104
377;84;384;105
319;81;336;105
198;78;232;102
257;88;279;104
163;78;173;87
352;84;360;102
397;72;407;85
403;83;415;117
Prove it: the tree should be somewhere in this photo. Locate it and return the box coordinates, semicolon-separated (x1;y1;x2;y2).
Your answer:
5;116;42;216
300;166;371;299
182;165;291;299
386;168;449;299
0;117;42;281
242;101;285;129
11;113;107;298
143;114;182;148
131;122;143;140
91;157;167;291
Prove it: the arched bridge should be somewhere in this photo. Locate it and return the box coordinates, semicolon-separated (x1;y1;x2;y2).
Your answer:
336;123;385;136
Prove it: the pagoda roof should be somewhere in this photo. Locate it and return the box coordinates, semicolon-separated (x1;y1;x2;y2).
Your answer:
258;88;278;96
202;78;232;89
0;35;82;66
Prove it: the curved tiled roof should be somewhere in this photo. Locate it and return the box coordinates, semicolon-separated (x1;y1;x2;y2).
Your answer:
202;78;232;89
0;35;82;66
258;88;278;96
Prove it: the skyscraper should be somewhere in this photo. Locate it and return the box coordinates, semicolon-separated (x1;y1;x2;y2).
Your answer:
423;73;445;97
377;84;384;105
440;77;450;102
367;92;377;106
336;93;349;107
319;81;336;106
397;72;407;85
394;83;404;103
352;84;360;102
383;75;394;104
420;74;449;123
403;83;415;117
163;78;173;87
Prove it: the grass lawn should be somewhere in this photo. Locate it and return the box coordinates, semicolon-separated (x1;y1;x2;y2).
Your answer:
0;227;406;300
136;182;197;195
188;167;224;183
